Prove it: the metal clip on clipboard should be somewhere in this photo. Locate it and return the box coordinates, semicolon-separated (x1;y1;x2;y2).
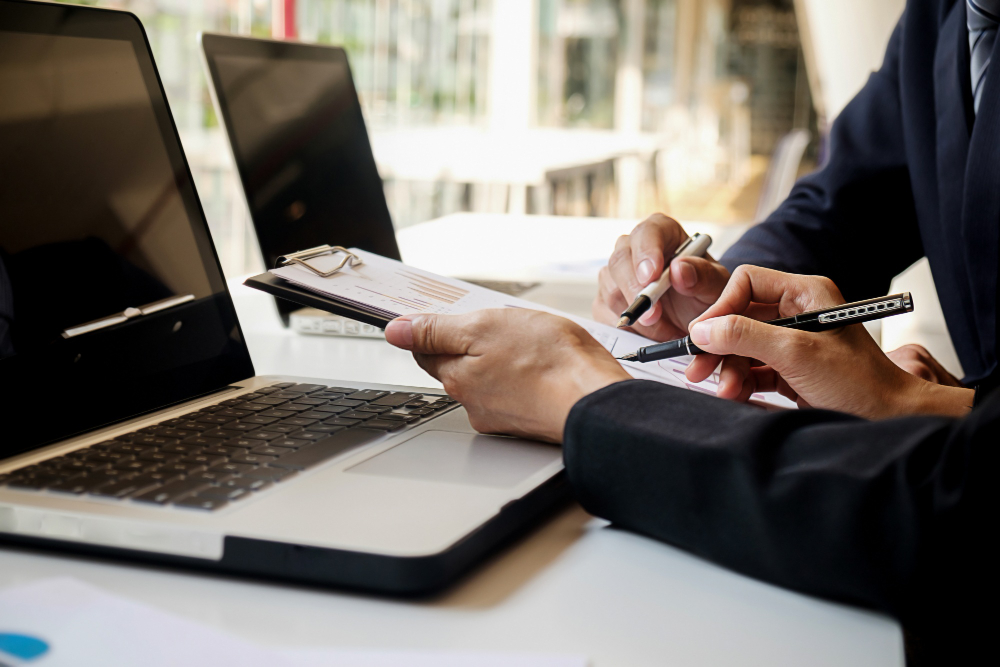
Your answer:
276;245;362;278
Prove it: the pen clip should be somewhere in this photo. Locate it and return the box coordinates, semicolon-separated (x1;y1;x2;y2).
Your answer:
672;235;696;258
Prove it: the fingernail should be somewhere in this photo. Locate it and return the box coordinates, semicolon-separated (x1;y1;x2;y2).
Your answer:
636;259;655;284
385;318;414;349
689;319;714;345
677;261;697;289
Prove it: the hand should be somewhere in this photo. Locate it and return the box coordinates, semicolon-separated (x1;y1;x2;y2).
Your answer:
684;266;973;419
593;213;731;341
886;343;963;387
384;309;631;443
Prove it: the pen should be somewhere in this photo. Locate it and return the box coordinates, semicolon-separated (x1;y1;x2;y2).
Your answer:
617;292;914;363
617;233;713;328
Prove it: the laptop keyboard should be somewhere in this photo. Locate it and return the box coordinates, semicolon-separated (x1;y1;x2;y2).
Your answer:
0;383;456;512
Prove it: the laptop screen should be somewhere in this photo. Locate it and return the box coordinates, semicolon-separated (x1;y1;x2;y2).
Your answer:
201;34;401;322
0;1;254;459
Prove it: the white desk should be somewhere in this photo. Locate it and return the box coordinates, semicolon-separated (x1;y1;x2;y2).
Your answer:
0;216;903;666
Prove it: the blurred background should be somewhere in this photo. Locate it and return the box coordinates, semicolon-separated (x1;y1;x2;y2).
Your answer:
52;0;895;275
55;0;953;370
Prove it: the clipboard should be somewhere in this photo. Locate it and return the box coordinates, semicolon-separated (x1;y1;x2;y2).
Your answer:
244;272;391;329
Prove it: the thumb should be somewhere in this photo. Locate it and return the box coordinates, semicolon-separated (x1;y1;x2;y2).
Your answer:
689;315;803;368
385;313;476;355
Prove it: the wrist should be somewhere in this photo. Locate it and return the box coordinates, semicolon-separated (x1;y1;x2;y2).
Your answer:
549;359;630;442
890;376;974;418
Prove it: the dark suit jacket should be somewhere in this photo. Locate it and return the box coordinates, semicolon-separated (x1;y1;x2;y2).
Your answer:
563;380;998;666
721;0;1000;384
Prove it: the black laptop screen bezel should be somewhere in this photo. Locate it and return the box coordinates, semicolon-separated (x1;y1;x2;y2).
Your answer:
0;0;255;459
200;33;402;324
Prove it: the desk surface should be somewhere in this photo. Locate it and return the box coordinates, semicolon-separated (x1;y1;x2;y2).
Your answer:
0;216;903;666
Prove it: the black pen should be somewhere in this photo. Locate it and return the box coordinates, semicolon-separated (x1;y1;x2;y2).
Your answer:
617;292;914;363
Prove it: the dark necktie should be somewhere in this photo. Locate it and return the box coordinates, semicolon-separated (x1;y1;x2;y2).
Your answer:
968;0;1000;114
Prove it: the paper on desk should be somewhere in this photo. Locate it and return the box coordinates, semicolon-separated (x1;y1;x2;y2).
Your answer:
0;578;586;667
272;249;794;408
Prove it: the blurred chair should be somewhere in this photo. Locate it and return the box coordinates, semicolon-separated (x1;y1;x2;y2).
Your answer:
754;129;811;221
545;158;617;217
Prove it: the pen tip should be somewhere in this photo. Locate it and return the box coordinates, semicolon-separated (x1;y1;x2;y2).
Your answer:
616;316;630;329
617;353;638;362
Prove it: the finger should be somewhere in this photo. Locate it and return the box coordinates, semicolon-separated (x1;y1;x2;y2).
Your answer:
389;313;481;355
631;214;686;286
685;353;722;383
608;236;643;303
689;314;810;371
668;257;730;304
637;299;662;326
717;355;754;400
693;265;844;325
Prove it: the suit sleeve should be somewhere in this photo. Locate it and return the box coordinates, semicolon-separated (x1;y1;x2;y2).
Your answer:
562;380;997;629
720;17;924;301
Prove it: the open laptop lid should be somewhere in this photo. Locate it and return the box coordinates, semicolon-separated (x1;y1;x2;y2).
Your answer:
200;34;401;324
0;0;254;460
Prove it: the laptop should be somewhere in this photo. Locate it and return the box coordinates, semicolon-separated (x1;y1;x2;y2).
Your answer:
199;33;539;339
0;0;566;595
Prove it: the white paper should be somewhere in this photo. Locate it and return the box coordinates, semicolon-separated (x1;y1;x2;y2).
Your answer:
0;578;587;667
272;250;796;408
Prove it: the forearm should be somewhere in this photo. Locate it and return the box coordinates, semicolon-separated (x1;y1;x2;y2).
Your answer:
563;380;989;617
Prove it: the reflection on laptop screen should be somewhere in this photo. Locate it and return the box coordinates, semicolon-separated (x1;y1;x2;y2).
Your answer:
0;5;252;457
203;36;400;320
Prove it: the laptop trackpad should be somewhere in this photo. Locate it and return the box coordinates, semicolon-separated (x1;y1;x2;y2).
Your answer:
346;430;561;488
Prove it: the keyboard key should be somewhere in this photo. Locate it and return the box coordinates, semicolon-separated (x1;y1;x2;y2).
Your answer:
339;411;376;421
85;452;134;464
133;479;211;505
259;408;297;419
224;437;267;449
7;473;63;490
265;437;311;449
271;382;296;388
308;405;350;415
181;436;225;447
92;440;123;449
259;424;301;434
114;460;158;473
380;413;419;423
302;424;345;435
210;462;257;475
250;445;294;457
90;477;160;499
158;462;208;475
269;428;382;471
216;409;252;419
201;446;234;458
175;421;215;432
134;470;186;486
47;475;96;494
240;467;297;482
240;393;265;401
235;402;270;412
249;397;290;406
112;442;155;454
52;471;130;493
345;390;389;402
247;429;285;442
138;450;181;464
254;386;279;394
195;486;250;502
363;419;406;431
290;431;328;441
287;383;327;394
147;427;199;440
230;453;277;465
279;403;314;412
174;495;228;511
296;411;337;421
218;476;271;492
280;417;318;427
158;417;188;427
219;398;248;407
289;398;327;407
239;415;279;425
322;417;361;427
196;415;235;425
270;391;305;400
186;470;236;484
406;408;435;416
311;392;347;401
370;392;423;407
405;400;429;408
355;405;392;414
131;435;180;447
181;454;227;467
220;422;262;433
161;443;205;455
329;398;364;408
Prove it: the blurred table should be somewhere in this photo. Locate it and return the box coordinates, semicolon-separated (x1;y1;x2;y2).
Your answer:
0;214;903;666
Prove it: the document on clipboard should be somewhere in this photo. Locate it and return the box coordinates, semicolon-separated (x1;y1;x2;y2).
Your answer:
245;247;795;406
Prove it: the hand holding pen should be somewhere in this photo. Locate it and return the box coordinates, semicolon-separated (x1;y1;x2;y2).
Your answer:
628;266;973;419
